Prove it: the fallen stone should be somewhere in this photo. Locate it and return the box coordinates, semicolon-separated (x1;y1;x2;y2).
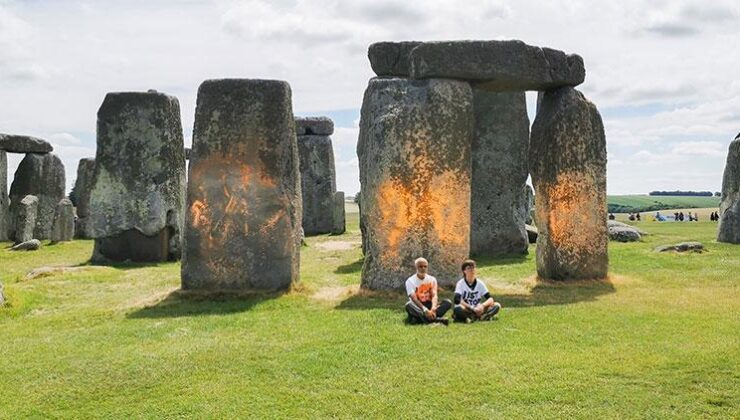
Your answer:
718;136;740;243
332;191;346;235
51;198;75;243
530;87;608;280
298;134;336;235
295;116;334;136
608;225;641;242
526;224;538;244
470;89;529;257
368;41;423;77
409;40;585;91
655;242;704;253
0;150;7;241
358;77;474;289
72;158;95;239
525;184;535;225
182;79;301;291
0;133;53;153
25;265;110;280
89;91;186;262
9;153;65;240
607;220;647;235
11;238;41;251
14;195;38;244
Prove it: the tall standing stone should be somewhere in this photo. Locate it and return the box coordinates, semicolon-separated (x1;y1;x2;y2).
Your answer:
14;195;38;244
73;158;95;238
298;133;336;235
717;135;740;243
0;150;7;241
529;87;608;280
358;77;473;289
51;198;75;243
332;191;346;235
89;91;186;262
182;79;301;291
9;153;65;240
470;90;530;257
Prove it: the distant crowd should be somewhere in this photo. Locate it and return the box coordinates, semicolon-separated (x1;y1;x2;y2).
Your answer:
607;211;721;222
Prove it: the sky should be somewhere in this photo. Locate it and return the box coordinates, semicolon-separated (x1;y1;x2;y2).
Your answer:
1;0;739;196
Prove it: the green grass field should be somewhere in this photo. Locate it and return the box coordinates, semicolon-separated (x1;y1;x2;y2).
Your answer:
1;210;738;418
607;195;721;213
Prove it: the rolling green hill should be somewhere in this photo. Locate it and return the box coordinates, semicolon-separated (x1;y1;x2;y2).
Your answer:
607;195;720;213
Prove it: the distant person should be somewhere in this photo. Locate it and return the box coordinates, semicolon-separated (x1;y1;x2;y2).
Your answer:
608;213;615;220
687;211;693;221
674;212;680;221
679;212;685;222
628;213;635;221
453;259;501;323
636;213;641;222
694;213;699;222
404;257;451;325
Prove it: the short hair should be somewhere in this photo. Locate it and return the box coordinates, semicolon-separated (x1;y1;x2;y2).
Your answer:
461;259;476;272
414;257;428;267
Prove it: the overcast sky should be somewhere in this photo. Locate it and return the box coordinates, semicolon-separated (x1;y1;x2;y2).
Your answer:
1;0;738;196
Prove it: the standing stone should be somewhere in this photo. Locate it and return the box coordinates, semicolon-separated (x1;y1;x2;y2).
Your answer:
9;153;65;240
73;158;95;238
358;77;473;289
0;150;7;241
717;135;740;243
14;195;38;244
51;198;75;243
89;91;186;262
182;79;301;291
298;133;336;235
530;87;608;280
525;184;535;225
470;90;529;257
332;191;346;235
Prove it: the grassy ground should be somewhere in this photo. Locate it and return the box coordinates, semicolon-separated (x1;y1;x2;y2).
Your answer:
0;210;738;418
608;195;720;213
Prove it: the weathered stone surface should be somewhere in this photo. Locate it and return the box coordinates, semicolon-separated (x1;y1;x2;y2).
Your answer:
368;41;423;77
718;137;740;243
11;238;41;251
295;116;334;136
51;198;74;243
358;77;473;289
655;241;704;253
409;40;585;91
0;150;7;241
525;184;535;225
182;79;301;291
470;89;529;257
526;224;538;244
73;158;95;238
9;153;65;240
608;225;641;242
332;191;346;235
0;133;53;153
89;91;186;263
14;195;38;244
530;87;608;280
298;134;336;235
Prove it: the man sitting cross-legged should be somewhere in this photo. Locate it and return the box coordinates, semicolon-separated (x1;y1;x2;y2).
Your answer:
453;259;502;323
404;257;452;325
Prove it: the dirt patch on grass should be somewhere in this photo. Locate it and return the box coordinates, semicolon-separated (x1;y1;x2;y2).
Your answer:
311;285;359;302
315;241;359;251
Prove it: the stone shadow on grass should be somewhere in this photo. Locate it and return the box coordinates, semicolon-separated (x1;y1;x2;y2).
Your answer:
127;289;284;319
334;257;364;274
334;278;615;310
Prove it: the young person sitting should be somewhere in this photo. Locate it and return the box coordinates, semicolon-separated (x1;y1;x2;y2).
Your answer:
453;259;502;323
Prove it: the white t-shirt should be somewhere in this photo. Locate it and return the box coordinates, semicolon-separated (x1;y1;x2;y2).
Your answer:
454;278;490;306
405;274;437;304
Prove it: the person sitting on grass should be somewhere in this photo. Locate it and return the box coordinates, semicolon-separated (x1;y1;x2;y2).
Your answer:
453;259;502;323
404;257;451;326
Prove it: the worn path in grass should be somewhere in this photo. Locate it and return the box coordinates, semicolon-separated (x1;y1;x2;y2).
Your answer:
0;214;738;418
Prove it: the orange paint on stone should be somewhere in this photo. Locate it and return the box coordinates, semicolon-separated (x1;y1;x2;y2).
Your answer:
545;172;602;256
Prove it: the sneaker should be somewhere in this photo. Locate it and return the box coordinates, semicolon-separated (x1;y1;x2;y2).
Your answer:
434;317;449;326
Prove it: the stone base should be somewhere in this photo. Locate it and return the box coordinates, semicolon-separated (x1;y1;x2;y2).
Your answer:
92;228;173;263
